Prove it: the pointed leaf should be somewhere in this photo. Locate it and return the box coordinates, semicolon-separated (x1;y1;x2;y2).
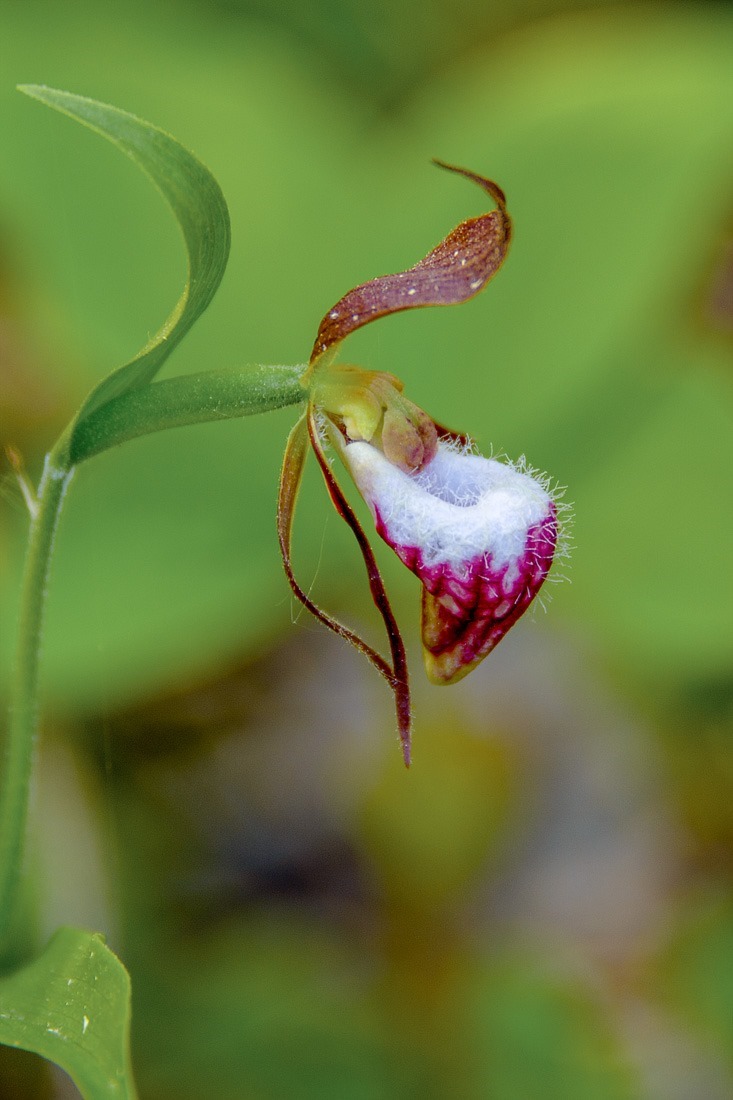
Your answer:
18;85;230;463
0;926;137;1099
309;161;511;364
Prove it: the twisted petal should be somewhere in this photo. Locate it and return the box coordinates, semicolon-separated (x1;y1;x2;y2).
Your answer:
309;162;511;366
335;438;557;684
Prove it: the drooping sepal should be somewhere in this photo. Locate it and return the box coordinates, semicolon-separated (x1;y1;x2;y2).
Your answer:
277;408;413;765
306;407;413;766
277;413;392;681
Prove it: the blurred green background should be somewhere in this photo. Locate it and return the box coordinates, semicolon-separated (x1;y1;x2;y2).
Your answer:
1;0;733;1095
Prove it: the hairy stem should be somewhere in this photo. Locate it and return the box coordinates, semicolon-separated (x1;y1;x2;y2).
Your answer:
0;364;307;952
0;446;74;951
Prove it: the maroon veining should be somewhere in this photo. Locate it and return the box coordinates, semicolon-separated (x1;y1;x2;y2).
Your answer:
373;504;557;683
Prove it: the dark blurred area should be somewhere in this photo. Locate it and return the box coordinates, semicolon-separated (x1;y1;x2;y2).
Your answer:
1;0;733;1095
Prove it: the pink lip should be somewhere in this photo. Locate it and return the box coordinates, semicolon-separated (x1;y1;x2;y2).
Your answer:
352;440;559;684
407;509;557;683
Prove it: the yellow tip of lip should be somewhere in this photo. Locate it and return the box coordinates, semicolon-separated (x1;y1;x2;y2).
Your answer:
423;648;481;686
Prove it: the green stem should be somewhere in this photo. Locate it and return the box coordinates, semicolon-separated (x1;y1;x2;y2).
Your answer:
70;363;306;463
0;446;74;952
0;363;306;952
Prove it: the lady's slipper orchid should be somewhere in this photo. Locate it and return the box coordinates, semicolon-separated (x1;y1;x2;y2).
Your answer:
278;162;565;766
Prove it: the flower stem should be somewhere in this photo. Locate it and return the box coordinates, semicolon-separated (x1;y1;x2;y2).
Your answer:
0;446;74;952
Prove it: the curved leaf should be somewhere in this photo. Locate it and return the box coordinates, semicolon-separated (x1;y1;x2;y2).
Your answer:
18;84;231;463
0;927;137;1098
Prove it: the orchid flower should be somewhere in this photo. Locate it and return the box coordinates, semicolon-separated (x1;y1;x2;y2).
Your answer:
278;161;562;766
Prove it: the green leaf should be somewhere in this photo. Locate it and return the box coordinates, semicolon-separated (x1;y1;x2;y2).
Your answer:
71;363;306;463
0;927;137;1099
17;84;231;465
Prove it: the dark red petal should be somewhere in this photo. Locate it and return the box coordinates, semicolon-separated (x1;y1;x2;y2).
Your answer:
310;161;512;365
307;407;413;767
432;418;471;449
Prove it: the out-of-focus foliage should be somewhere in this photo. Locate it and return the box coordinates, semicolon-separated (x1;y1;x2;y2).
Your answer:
358;721;518;910
207;0;645;111
651;898;733;1073
1;0;733;1095
96;632;649;1098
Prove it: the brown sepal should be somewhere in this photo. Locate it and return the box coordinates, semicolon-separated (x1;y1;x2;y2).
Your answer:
307;407;413;767
310;160;512;365
277;413;395;690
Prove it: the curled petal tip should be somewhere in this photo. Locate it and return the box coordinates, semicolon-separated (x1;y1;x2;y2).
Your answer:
431;159;509;214
308;163;511;366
